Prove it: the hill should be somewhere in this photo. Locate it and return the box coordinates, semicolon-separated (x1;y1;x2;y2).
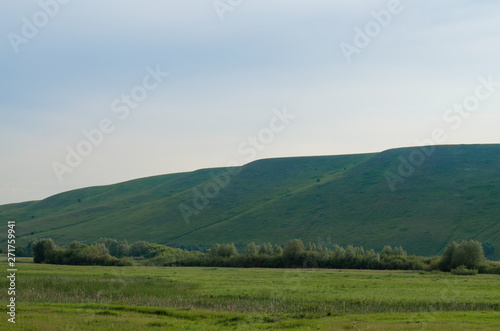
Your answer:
1;144;499;258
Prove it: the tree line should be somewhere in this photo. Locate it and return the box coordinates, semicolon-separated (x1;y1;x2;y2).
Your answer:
31;239;132;266
24;237;500;274
29;237;197;266
175;239;498;274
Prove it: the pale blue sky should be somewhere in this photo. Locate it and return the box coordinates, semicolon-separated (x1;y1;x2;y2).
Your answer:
1;0;500;204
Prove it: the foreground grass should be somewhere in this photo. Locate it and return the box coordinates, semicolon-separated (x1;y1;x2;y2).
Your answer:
13;304;500;330
1;258;499;329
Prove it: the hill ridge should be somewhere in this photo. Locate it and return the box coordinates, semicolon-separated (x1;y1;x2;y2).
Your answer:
1;144;499;259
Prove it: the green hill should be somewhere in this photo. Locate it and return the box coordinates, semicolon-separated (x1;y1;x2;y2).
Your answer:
1;144;499;258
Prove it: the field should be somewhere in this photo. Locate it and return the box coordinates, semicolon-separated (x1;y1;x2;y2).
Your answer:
1;258;499;330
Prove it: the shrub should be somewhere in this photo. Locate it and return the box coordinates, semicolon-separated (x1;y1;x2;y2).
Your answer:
451;265;478;276
427;257;442;271
477;261;500;275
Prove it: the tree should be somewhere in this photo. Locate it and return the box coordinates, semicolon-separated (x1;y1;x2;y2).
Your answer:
16;241;34;257
380;245;394;258
129;241;150;257
354;246;365;259
393;246;407;257
244;242;258;256
273;244;283;255
32;238;57;263
116;240;129;257
208;243;222;257
344;245;356;260
333;245;345;260
482;241;496;260
440;241;458;271
209;243;238;258
98;238;129;257
259;243;273;255
440;240;484;271
264;243;274;255
451;240;484;269
343;245;357;268
315;243;326;252
283;239;304;260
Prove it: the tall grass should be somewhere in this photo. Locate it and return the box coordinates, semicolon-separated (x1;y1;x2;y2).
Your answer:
4;261;499;316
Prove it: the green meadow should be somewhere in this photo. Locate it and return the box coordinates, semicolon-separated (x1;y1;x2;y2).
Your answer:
2;258;499;330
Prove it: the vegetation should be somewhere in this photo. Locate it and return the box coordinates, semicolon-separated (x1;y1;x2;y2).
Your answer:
1;258;499;330
2;144;500;259
451;265;479;276
30;238;500;275
482;241;497;260
32;239;132;266
174;239;500;274
439;240;484;271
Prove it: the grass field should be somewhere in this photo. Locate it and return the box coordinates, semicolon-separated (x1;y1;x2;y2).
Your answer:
1;258;499;330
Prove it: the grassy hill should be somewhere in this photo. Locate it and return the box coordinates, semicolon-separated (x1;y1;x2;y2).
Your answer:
1;144;499;258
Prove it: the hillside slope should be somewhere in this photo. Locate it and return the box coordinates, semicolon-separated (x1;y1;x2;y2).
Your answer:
1;144;499;258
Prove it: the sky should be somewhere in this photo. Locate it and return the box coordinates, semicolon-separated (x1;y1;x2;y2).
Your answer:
1;0;500;205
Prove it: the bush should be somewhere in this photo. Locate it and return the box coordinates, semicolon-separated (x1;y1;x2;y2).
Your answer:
451;265;478;276
440;240;484;271
477;261;500;275
427;257;442;271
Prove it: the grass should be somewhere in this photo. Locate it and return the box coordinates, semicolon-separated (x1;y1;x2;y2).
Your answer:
12;305;500;330
2;144;500;258
1;258;499;329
